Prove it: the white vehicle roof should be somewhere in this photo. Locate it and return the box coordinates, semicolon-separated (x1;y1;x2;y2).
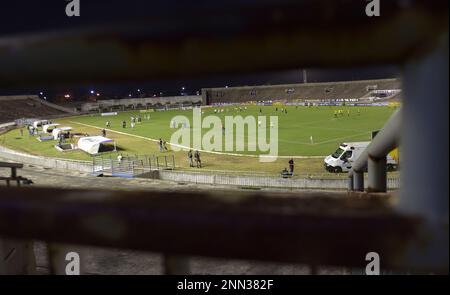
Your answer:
340;142;369;149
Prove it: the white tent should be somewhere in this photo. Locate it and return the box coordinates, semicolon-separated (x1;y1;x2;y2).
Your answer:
77;136;115;155
52;127;72;140
43;123;60;133
33;120;49;129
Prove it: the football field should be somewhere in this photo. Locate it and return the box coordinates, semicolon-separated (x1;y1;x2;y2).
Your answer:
65;105;395;156
0;105;396;176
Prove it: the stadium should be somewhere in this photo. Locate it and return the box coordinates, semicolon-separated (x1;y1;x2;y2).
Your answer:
0;79;401;178
0;0;448;280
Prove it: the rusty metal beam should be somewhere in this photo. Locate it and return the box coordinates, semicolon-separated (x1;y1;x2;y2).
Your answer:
0;186;434;272
0;0;448;87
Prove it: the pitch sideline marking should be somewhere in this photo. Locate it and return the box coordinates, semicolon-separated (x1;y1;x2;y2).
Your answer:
68;121;324;159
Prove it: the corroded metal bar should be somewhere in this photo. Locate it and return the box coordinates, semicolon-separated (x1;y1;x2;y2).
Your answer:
0;186;432;272
0;0;448;87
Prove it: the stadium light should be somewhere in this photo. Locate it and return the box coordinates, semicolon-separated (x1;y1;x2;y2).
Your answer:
128;94;132;97
181;87;185;91
39;91;44;95
90;90;95;94
64;94;70;98
137;89;141;92
96;93;100;96
43;96;47;100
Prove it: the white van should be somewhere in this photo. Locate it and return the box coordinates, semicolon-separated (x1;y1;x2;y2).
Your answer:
324;142;397;173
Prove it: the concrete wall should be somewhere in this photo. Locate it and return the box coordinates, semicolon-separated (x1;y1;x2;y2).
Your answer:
0;145;400;190
0;146;93;173
81;95;202;112
156;170;400;190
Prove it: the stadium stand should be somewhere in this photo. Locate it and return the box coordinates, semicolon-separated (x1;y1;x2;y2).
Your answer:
77;95;202;113
202;78;401;104
0;95;75;124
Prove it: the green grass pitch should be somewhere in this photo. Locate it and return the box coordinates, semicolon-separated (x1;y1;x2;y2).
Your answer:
0;105;396;175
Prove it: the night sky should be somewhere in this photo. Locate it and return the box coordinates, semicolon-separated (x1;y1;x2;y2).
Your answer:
0;0;399;100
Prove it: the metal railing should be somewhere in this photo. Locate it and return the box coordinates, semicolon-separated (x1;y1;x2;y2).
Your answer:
93;154;175;177
348;108;401;192
0;161;32;186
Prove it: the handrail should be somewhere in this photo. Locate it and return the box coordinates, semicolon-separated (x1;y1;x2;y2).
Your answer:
0;186;427;272
349;108;401;192
0;1;448;87
351;108;402;174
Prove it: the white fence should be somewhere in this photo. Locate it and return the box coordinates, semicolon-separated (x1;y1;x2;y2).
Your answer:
0;145;400;190
0;146;92;173
157;170;400;190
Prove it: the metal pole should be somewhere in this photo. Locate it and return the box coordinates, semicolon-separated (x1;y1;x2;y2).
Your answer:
399;33;448;270
353;171;364;192
400;34;449;223
348;174;354;191
367;156;386;192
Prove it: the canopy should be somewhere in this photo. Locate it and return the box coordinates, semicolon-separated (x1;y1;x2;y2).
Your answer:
43;123;60;133
77;136;114;155
33;120;49;128
52;127;72;140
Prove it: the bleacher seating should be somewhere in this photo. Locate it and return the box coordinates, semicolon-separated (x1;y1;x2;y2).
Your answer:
203;78;402;104
0;96;68;124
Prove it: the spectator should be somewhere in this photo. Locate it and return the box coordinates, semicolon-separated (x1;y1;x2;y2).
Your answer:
188;150;193;167
194;150;202;168
281;168;290;178
19;128;23;137
159;139;163;152
102;129;106;137
289;158;294;176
